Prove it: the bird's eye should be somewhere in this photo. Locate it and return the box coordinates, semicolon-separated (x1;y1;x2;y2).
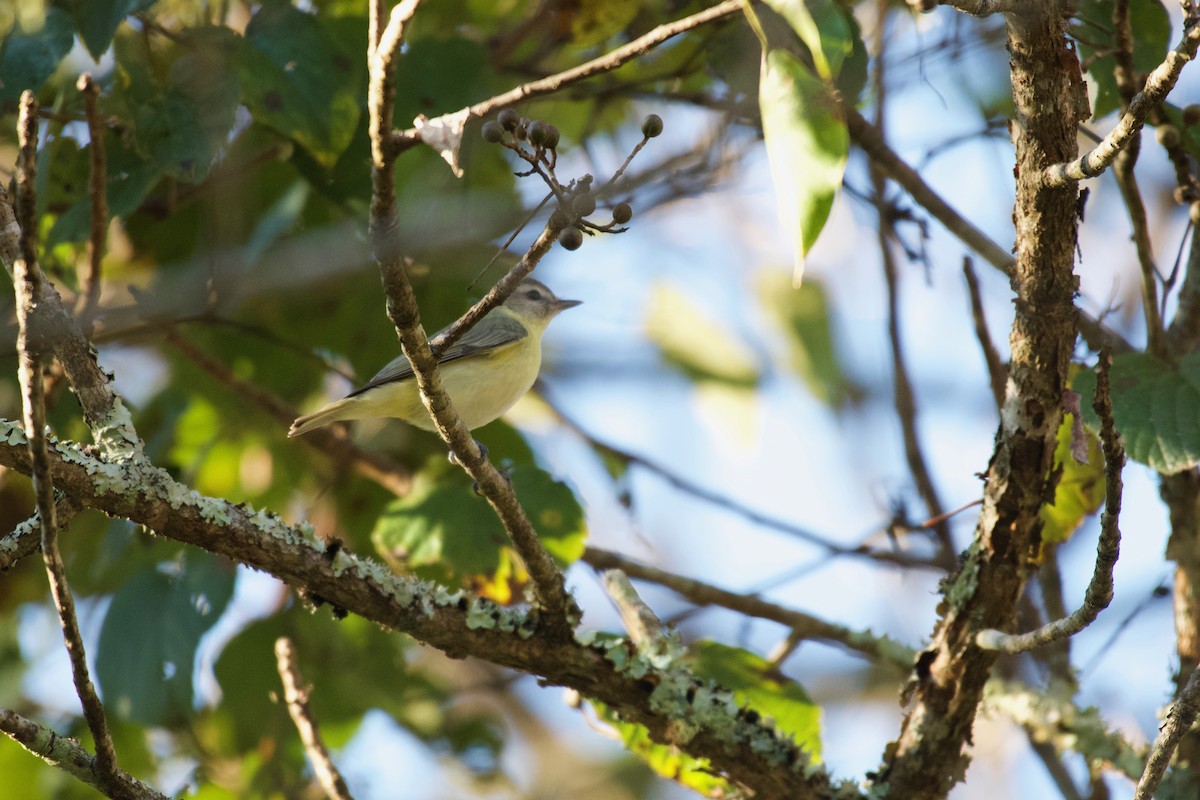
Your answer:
525;289;542;300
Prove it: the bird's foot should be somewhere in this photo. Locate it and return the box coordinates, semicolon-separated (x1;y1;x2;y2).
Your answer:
448;439;489;466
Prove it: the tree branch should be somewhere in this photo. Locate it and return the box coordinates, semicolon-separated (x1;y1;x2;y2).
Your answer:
14;91;119;788
584;547;916;670
1040;12;1200;187
962;258;1007;412
275;637;354;800
388;0;744;152
0;708;167;800
975;350;1124;652
0;427;835;800
74;73;107;333
1136;662;1200;799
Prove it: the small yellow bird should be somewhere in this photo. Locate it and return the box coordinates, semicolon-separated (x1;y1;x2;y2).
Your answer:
288;278;580;437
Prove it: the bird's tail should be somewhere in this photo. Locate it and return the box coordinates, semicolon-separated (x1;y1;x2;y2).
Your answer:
287;398;357;438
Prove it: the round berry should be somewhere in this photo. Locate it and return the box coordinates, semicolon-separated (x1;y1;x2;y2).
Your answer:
641;114;664;138
498;109;520;131
481;121;504;143
612;202;633;224
559;226;583;251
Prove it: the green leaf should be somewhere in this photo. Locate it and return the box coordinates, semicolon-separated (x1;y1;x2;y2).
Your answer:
1039;406;1105;546
97;551;235;725
1072;0;1171;119
688;641;822;760
759;49;848;286
757;271;860;407
644;282;760;387
237;4;362;169
1073;352;1200;474
112;26;242;181
372;465;587;601
0;7;75;109
596;702;734;796
53;0;154;60
763;0;854;80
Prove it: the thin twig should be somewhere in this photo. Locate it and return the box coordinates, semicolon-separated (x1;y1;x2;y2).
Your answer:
389;0;743;151
976;350;1125;652
602;570;675;654
275;638;354;800
926;0;1023;14
1041;14;1200;187
162;328;412;496
367;0;573;625
0;708;167;800
868;29;954;564
1135;663;1200;799
0;498;81;572
14;92;119;786
75;74;107;334
584;547;916;670
544;391;938;569
843;105;1131;355
962;257;1006;412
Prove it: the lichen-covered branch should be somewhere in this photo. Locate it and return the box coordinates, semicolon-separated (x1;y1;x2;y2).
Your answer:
584;547;916;670
0;708;167;800
0;423;838;800
1136;664;1200;799
14;91;120;789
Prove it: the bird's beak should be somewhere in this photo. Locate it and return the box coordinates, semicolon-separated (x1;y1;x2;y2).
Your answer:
553;298;582;312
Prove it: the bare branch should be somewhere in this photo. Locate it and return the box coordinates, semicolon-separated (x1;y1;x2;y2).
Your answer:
0;708;167;800
389;0;743;152
366;0;572;624
962;258;1007;412
1136;663;1200;799
584;547;916;670
275;638;354;800
14;91;118;787
75;74;107;333
1041;14;1200;187
976;350;1124;652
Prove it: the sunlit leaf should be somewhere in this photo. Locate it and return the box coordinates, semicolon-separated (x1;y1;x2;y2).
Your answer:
1039;406;1105;548
372;465;586;601
688;641;822;760
644;283;760;387
1073;352;1200;474
759;49;848;286
763;0;854;80
97;551;235;725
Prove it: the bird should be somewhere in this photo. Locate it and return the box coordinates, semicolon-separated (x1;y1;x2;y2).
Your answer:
288;278;580;437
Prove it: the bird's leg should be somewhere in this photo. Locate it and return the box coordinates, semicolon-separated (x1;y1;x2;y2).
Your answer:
448;439;489;466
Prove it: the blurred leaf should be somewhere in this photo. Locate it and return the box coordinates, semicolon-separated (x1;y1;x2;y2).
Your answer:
596;702;733;796
372;465;587;601
1072;0;1170;119
110;26;242;182
566;0;642;47
760;49;848;286
237;3;362;168
644;283;760;387
1073;352;1200;474
1040;390;1105;547
0;6;75;109
54;0;154;60
763;0;854;80
688;641;822;761
96;551;235;725
758;271;860;407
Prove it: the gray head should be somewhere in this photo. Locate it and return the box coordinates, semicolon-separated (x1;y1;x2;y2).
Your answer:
501;278;581;326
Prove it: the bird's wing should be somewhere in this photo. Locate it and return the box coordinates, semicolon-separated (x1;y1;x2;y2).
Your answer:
347;313;528;397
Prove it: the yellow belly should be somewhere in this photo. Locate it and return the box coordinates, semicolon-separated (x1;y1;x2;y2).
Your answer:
341;339;542;431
